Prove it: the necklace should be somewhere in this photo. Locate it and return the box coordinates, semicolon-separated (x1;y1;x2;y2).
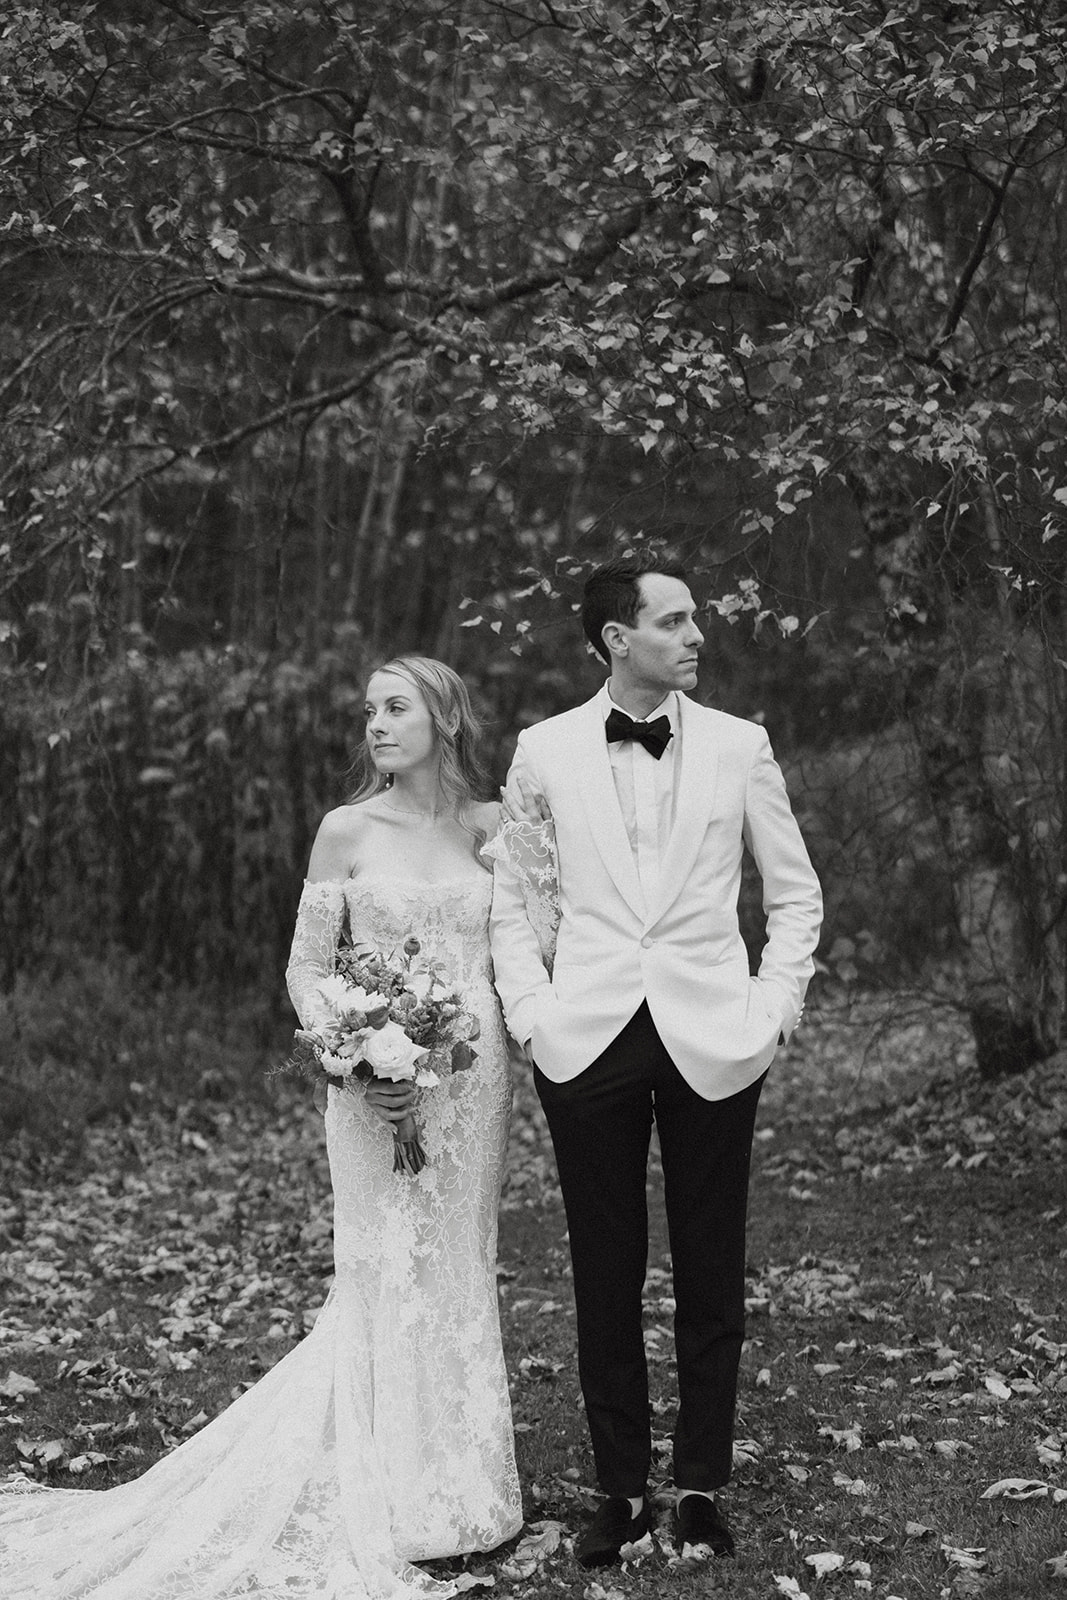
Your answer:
383;798;442;820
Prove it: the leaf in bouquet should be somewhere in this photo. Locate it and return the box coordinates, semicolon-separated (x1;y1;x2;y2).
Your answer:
451;1041;475;1073
288;1035;324;1080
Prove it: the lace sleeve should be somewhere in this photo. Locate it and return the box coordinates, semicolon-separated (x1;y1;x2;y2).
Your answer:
482;818;559;975
285;879;348;1027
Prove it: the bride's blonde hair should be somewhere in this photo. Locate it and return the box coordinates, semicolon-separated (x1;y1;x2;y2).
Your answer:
348;655;490;816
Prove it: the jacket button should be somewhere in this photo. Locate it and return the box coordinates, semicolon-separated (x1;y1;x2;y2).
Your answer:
641;935;653;949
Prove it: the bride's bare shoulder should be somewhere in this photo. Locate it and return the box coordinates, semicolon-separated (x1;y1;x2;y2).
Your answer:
314;799;379;837
306;801;379;880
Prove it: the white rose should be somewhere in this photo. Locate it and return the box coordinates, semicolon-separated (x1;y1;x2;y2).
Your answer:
360;1020;428;1080
336;983;373;1019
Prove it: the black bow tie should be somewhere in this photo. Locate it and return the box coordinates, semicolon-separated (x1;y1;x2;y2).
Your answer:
605;708;672;760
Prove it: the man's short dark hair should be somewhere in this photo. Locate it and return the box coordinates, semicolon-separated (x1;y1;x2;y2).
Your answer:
581;547;687;665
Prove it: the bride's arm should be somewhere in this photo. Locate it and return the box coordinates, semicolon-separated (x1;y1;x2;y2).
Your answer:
285;807;356;1027
285;808;414;1125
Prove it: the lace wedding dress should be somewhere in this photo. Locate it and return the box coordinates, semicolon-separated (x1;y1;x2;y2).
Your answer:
0;870;523;1599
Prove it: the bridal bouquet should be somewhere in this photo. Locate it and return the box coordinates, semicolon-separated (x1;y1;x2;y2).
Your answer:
290;936;478;1175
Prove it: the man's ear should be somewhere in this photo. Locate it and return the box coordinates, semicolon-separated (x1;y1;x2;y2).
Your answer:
601;621;628;659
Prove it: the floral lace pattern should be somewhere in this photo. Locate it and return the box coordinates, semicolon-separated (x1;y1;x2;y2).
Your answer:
481;818;559;974
0;873;521;1599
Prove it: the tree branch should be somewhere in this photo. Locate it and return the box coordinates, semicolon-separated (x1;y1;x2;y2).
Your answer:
71;106;340;177
928;140;1030;356
93;344;416;514
146;0;363;118
431;200;656;313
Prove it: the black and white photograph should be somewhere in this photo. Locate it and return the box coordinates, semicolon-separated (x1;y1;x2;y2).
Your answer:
2;4;1065;1597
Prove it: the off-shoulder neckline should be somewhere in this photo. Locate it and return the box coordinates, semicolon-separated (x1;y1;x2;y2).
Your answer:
302;872;489;890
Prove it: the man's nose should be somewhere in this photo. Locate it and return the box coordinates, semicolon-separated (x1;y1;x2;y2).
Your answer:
687;622;704;648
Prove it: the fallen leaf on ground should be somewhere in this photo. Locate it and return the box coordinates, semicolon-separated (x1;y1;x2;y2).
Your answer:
804;1551;845;1576
16;1436;67;1468
618;1532;653;1563
925;1361;964;1384
980;1477;1048;1500
819;1423;862;1451
941;1544;987;1571
833;1473;873;1496
0;1372;39;1398
499;1520;563;1579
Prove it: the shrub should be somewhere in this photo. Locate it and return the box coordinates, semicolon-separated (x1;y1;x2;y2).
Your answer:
0;946;287;1156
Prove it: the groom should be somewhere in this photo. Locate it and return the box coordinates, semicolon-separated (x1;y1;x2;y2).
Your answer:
490;549;822;1565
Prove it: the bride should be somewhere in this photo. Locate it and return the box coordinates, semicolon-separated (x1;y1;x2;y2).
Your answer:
0;655;525;1598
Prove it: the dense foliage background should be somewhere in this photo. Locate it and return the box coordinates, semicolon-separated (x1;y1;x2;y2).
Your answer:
2;0;1066;1131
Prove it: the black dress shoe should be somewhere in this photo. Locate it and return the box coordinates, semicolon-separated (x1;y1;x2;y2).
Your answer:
576;1496;652;1568
675;1493;735;1557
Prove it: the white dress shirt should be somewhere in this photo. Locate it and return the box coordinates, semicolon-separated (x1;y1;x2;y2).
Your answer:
600;683;679;915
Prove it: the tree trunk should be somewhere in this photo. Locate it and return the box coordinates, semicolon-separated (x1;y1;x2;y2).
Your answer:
851;459;1067;1076
912;634;1055;1076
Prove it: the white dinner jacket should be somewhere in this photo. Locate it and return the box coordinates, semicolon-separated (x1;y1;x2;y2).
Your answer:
489;691;823;1101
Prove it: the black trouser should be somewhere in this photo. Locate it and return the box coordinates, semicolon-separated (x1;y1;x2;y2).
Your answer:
535;1001;764;1497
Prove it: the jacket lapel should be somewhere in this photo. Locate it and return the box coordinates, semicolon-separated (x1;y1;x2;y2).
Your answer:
649;695;719;925
565;696;645;918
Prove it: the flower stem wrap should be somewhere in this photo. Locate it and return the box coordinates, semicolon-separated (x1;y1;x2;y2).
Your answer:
392;1114;428;1175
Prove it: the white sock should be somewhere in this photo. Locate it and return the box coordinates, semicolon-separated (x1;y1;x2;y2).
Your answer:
627;1495;644;1517
677;1488;716;1506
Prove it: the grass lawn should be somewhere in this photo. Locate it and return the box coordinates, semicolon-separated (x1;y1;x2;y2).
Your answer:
2;993;1065;1599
